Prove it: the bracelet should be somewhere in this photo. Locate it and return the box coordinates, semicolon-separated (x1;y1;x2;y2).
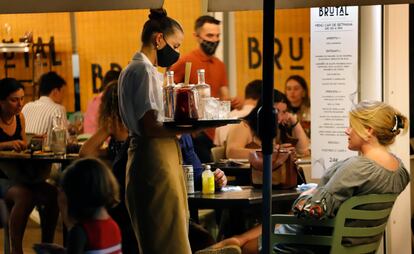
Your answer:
291;119;300;128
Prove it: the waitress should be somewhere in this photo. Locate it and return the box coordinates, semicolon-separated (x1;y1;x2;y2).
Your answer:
118;8;191;254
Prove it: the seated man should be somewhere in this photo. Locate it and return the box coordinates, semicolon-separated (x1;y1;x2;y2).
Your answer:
22;71;68;137
21;71;67;247
214;80;262;147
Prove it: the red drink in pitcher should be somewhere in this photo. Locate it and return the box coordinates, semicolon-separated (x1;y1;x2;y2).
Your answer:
174;85;199;122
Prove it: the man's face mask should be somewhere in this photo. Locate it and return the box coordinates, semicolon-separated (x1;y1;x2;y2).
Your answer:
157;37;180;67
200;39;220;56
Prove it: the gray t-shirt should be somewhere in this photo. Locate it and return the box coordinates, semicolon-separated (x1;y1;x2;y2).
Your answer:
272;155;410;253
306;155;409;218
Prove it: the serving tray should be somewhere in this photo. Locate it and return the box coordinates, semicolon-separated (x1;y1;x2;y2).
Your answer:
163;118;241;128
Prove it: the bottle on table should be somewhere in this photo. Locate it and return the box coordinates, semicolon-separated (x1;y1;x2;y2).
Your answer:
50;114;67;156
195;69;211;98
202;165;215;194
194;69;211;119
163;70;176;119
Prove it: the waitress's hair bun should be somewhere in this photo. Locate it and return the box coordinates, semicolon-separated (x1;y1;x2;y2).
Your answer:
141;8;182;45
149;8;167;20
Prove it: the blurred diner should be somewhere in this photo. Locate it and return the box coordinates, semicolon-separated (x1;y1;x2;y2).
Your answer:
59;158;122;254
284;75;311;138
79;80;135;253
22;71;68;138
0;78;58;254
214;79;262;147
226;89;310;159
83;70;120;135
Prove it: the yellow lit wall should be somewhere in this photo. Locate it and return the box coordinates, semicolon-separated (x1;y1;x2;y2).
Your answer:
234;9;310;97
0;13;74;110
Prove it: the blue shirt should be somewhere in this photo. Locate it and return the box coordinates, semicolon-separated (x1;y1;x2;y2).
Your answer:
179;134;203;191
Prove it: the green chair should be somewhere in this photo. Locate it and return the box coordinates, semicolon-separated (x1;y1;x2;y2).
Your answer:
271;194;398;254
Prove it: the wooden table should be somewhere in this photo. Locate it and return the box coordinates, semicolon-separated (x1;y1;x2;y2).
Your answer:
0;151;79;169
188;186;300;221
0;151;79;248
209;162;252;185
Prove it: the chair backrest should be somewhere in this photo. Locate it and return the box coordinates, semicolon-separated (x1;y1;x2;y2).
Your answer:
211;146;226;163
330;194;397;253
272;193;398;254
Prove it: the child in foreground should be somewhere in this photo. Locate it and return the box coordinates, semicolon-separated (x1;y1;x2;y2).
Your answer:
34;158;122;254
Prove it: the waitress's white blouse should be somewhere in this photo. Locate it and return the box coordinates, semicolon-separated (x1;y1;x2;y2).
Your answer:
118;52;164;136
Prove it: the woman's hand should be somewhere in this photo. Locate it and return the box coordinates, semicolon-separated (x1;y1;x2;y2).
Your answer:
286;112;298;126
292;189;315;215
276;143;294;151
275;143;297;161
6;140;26;152
79;127;111;158
230;96;244;110
300;187;316;197
214;168;227;189
293;198;307;212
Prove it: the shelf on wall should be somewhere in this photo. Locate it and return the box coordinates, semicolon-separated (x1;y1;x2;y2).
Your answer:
0;42;30;53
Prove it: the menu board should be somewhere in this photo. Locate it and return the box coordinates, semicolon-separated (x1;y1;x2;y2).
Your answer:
310;6;359;178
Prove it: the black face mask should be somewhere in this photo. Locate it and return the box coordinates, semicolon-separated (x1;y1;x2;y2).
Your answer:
200;40;220;56
157;39;180;67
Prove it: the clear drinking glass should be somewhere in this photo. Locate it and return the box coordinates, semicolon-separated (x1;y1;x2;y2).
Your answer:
2;23;12;42
74;114;84;134
42;132;51;152
219;101;231;119
202;97;219;120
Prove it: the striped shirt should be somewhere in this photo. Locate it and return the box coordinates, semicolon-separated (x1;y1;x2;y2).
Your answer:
22;96;68;135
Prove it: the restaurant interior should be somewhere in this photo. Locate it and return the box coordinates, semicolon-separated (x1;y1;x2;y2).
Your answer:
0;0;412;253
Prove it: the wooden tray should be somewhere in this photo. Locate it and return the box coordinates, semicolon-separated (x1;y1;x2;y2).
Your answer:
163;118;241;128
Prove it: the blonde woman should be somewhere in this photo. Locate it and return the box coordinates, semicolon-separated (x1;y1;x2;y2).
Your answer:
198;100;410;254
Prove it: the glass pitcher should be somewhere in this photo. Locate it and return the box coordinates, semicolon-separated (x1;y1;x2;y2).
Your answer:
174;84;199;122
50;114;67;156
